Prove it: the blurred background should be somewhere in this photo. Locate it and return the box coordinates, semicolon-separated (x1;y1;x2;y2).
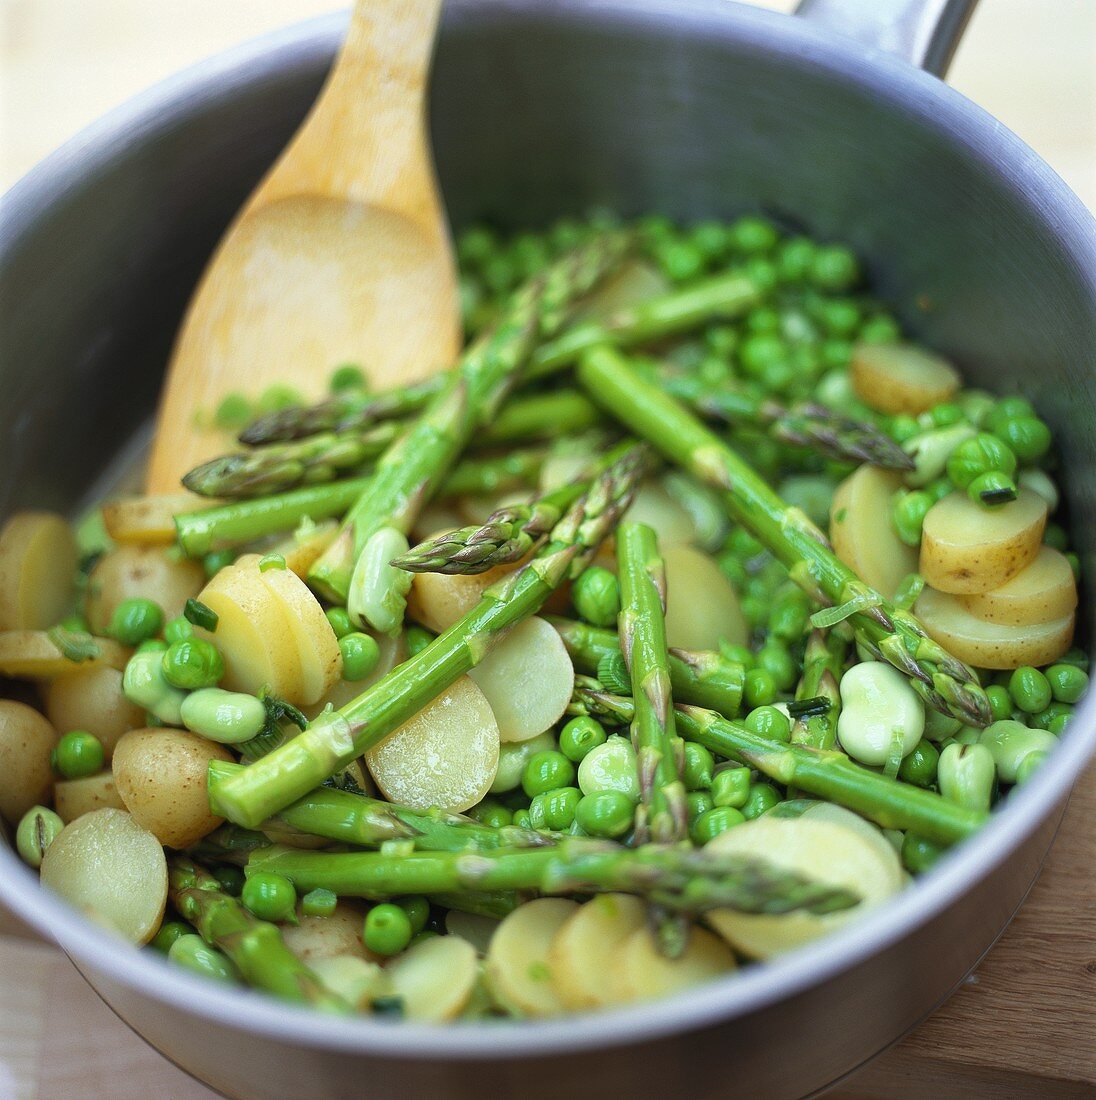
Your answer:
1;0;1094;209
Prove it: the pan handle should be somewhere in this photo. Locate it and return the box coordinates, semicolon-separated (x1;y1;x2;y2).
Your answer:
794;0;978;77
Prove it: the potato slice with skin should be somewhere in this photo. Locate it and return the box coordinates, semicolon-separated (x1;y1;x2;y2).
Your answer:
469;617;573;743
366;676;499;813
0;631;129;679
920;490;1046;595
44;665;144;758
915;586;1074;670
0;699;58;823
54;772;126;823
386;934;478;1022
958;546;1077;626
663;545;748;650
548;893;647;1010
614;924;736;1004
112;728;232;849
486;898;579;1017
705;815;903;959
85;545;204;635
0;512;78;631
40;808;167;944
850;342;961;415
283;901;379;964
406;557;524;635
830;466;918;600
101;494;211;546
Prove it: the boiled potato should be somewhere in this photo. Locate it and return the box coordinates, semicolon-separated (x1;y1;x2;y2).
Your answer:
266;521;339;579
830;467;918;599
548;894;647;1010
705;815;904;959
915;586;1074;669
0;699;58;823
794;802;907;888
101;494;210;546
663;545;748;650
469;617;573;743
54;772;126;823
406;558;524;635
254;556;342;705
303;631;406;720
850;342;960;415
85;545;204;634
366;676;499;812
456;491;528;526
486;898;579;1017
624;482;697;549
283;901;378;964
310;955;391;1010
112;728;232;848
445;910;500;955
958;546;1077;626
920;490;1046;595
194;558;303;702
386;934;479;1022
0;630;129;679
40;808;167;944
410;504;465;545
44;665;144;758
0;512;78;631
614;924;736;1004
575;258;670;321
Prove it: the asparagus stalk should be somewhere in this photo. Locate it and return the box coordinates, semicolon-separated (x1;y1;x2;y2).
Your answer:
308;232;632;606
236;273;761;446
167;857;350;1011
245;838;859;917
576;346;991;728
208;444;649;828
478;390;603;444
569;686;985;846
430;446;547;499
790;629;847;751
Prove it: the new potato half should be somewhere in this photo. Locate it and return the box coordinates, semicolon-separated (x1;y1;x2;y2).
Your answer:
0;512;78;631
85;545;204;635
957;546;1077;626
850;342;960;415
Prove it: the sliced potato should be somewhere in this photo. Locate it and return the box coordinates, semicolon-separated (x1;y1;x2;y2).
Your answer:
85;545;204;635
615;924;735;1004
54;771;126;823
410;504;465;545
0;512;78;631
112;728;232;848
385;934;478;1021
40;808;167;944
406;558;524;635
920;490;1046;595
575;258;670;322
0;630;129;680
914;586;1074;670
469;617;573;743
958;546;1077;626
101;494;211;546
624;482;696;549
663;545;748;650
194;558;303;702
456;491;529;527
850;342;961;415
283;901;378;964
303;632;406;720
44;665;144;758
310;955;391;1010
366;676;499;812
705;815;904;959
445;910;500;955
267;521;339;579
797;802;907;891
548;894;647;1010
830;467;918;599
0;699;58;823
486;898;579;1017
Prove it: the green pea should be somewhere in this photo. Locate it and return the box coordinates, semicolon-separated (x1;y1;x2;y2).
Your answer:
325;607;354;639
985;396;1035;435
814;298;861;337
742;782;781;819
743;669;776;709
56;613;90;634
15;805;64;867
901;833;943;875
469;798;511;827
107;597;164;646
691;806;747;844
491;732;554;794
1008;666;1052;714
1057;647;1089;671
575;791;634;838
162;638;224;690
711;766;751;809
996;416;1051;463
202;550;235;579
689;220;731;261
887;414;921;444
891;490;932;547
213;393;253;430
705;324;739;357
744;256;778;292
768;592;810;643
744;705;791;742
946;433;1017;490
1045;664;1088;704
338;631;381;682
559;716;607;762
686;790;715;821
213;865;245;897
757;644;798;692
1044;523;1069;551
394;896;431;935
654;239;706;283
169;935;236;982
405;626;435;657
728;216;779;254
571;566;621;627
257;385;303;415
522;750;575;798
775;237;816;283
928;402;965;428
967;470;1017;507
985;685;1014;722
682;743;715;790
151;920;192;953
164;616;194;645
363;903;413;956
819;338;852;371
456;225;498;267
1030;702;1072;732
54;730;104;779
809;245;859;291
329;364;366;393
301;888;338;919
482;254;517;294
897;739;939;788
738;333;788;379
858;314;901;343
746;306;781;334
531;786;581;831
180;688;267;744
926;477;954;504
241;872;297;922
636;214;676;247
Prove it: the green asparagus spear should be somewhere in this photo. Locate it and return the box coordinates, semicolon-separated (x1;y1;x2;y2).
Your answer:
430;446;547;499
308;232;632;607
789;629;847;750
478;390;604;444
208;444;649;828
245;838;859;916
167;857;350;1011
577;346;991;728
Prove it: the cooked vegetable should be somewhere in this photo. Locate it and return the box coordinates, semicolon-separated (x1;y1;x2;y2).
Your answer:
850;342;960;415
386;934;479;1021
85;546;203;636
614;924;735;1003
281;901;377;965
54;772;126;823
837;662;926;768
44;665;144;758
0;630;129;680
957;546;1077;626
15;805;65;867
0;512;78;631
102;494;211;546
405;558;524;634
0;700;57;823
662;544;748;651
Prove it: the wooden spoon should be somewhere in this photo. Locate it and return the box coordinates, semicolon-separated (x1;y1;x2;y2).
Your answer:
146;0;460;493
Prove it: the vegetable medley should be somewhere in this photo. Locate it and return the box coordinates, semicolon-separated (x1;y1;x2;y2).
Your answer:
0;211;1087;1021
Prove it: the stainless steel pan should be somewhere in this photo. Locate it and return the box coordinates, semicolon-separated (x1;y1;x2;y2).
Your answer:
1;2;1094;1097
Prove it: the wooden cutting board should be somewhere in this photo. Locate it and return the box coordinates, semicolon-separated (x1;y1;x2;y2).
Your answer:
2;760;1093;1099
